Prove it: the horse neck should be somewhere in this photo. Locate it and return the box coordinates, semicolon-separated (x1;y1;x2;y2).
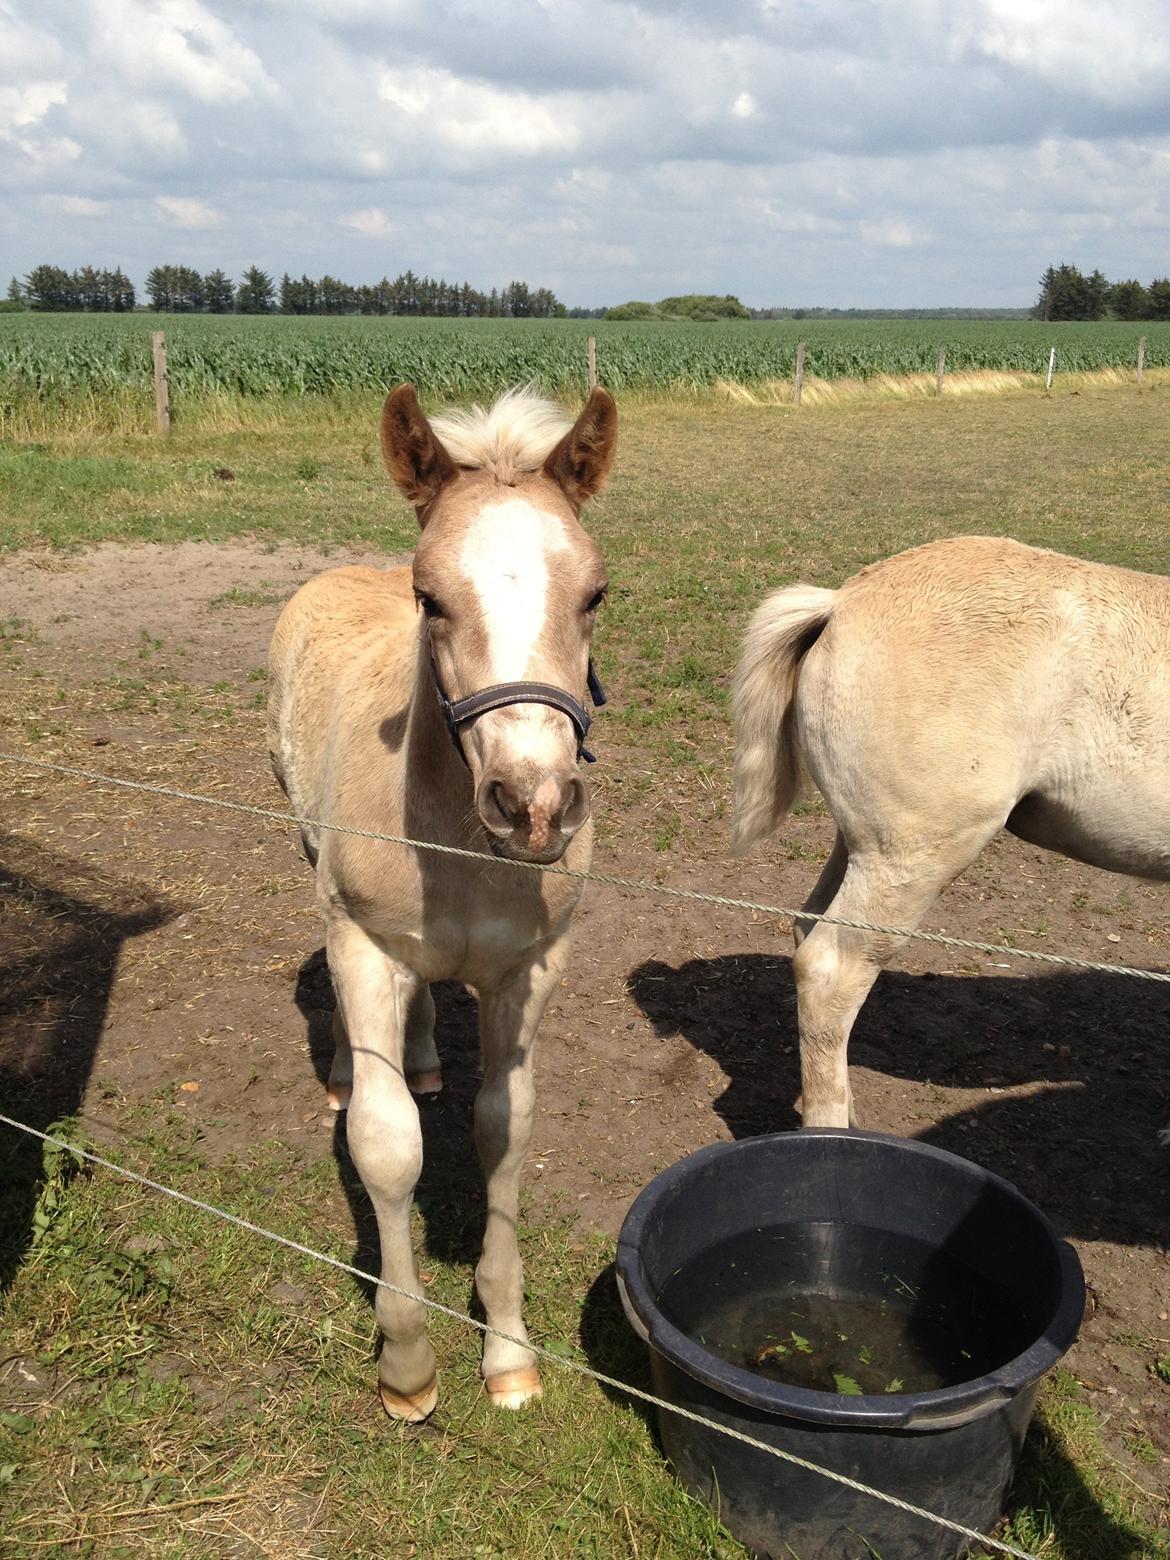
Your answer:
402;622;475;835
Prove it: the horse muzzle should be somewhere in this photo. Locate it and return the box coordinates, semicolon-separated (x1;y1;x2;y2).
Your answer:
476;770;590;863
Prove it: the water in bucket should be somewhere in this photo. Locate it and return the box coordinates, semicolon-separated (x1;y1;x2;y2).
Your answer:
656;1220;1035;1397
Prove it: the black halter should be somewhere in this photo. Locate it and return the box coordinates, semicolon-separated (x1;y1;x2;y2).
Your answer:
430;654;607;766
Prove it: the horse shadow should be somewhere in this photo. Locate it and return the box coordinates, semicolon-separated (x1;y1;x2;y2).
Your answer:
0;831;170;1290
295;950;489;1302
625;951;1170;1249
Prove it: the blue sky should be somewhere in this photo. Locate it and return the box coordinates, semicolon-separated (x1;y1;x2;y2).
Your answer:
2;0;1168;308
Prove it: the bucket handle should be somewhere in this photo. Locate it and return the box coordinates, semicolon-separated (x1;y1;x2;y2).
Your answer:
901;1386;1013;1431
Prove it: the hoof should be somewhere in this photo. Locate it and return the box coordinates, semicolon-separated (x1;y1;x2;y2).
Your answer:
485;1366;543;1410
407;1068;443;1097
326;1082;352;1112
379;1376;438;1423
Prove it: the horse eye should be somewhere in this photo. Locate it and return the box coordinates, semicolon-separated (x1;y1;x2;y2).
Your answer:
585;588;608;614
414;591;442;620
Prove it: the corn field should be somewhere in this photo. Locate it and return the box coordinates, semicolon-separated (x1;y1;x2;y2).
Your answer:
1;312;1165;409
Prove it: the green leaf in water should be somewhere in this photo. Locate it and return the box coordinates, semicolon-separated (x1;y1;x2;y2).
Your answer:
857;1344;872;1366
756;1342;789;1363
790;1332;813;1354
834;1373;863;1396
884;1377;904;1394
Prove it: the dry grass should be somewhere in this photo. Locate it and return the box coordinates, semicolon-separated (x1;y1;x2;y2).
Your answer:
716;364;1170;408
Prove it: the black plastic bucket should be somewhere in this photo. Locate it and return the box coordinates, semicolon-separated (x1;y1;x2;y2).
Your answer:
616;1130;1084;1560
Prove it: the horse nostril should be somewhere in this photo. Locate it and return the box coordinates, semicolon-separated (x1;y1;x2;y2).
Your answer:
480;777;524;832
561;776;590;832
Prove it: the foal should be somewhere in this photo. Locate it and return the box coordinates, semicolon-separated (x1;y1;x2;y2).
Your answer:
732;534;1170;1129
268;383;616;1419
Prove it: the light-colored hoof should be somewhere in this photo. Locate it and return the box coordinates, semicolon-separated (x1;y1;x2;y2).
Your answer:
379;1376;439;1423
485;1366;543;1410
326;1082;352;1112
407;1068;443;1097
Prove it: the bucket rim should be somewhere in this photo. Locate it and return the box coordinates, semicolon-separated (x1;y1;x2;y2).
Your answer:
615;1128;1085;1430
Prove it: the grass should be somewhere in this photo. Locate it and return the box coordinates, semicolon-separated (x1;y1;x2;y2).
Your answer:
0;1112;742;1559
0;1113;1165;1559
2;380;1170;1555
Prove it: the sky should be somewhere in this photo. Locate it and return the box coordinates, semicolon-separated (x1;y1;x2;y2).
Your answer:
2;0;1168;310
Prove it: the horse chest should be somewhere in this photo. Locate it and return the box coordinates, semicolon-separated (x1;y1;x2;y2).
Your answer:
336;853;580;986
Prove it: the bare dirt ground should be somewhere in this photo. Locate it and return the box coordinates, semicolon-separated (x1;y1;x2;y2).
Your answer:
1;542;1168;1500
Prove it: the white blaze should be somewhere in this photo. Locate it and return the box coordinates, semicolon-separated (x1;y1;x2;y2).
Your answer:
459;497;570;680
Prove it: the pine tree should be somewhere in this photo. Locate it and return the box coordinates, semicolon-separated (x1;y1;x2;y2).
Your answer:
203;270;234;313
236;266;275;313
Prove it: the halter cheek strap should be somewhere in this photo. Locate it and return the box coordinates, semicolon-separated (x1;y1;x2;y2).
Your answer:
430;655;607;766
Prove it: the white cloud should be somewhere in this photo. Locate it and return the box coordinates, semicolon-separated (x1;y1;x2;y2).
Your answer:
40;192;106;215
731;91;757;120
90;0;277;106
338;206;394;237
860;217;916;248
0;80;66;136
0;5;63;78
963;0;1170;104
378;64;580;156
156;193;221;227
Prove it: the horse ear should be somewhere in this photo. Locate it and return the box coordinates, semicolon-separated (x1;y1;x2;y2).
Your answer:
380;384;458;519
543;387;617;509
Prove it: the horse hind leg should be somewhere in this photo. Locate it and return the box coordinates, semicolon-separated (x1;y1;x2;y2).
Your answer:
404;983;442;1096
793;829;848;951
327;1007;352;1111
328;983;440;1108
793;832;994;1129
789;830;853;1122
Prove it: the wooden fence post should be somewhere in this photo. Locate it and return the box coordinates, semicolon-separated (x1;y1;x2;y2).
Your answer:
936;347;946;397
587;336;597;392
1045;346;1056;393
152;330;171;435
1137;335;1146;387
793;341;806;407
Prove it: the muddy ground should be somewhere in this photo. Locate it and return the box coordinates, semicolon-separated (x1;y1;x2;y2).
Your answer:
1;542;1167;1502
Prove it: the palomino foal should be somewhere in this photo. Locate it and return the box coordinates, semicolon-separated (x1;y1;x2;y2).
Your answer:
732;535;1170;1130
268;383;616;1420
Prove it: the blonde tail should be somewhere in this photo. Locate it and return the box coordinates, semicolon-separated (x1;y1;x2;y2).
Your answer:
730;585;836;854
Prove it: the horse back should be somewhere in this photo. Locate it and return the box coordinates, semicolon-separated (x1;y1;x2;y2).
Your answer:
797;536;1170;870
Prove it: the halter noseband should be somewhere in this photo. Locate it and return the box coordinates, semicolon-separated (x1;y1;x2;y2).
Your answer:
430;654;607;766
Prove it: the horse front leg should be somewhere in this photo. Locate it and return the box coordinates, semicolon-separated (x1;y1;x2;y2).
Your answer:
473;932;571;1408
327;916;438;1422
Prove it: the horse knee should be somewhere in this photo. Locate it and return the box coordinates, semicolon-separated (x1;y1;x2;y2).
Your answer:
346;1091;422;1200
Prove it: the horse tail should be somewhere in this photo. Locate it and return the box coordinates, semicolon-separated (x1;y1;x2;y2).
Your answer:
730;584;836;854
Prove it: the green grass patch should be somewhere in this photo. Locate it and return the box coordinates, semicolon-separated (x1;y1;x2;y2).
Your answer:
0;1114;741;1557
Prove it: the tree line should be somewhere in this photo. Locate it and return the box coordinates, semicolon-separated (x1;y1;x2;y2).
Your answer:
1033;264;1170;322
8;266;136;312
7;264;565;318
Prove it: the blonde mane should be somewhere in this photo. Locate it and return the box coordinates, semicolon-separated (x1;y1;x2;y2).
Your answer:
430;385;572;486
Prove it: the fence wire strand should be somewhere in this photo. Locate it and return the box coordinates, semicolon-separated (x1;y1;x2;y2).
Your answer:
0;1110;1042;1560
2;749;1167;983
